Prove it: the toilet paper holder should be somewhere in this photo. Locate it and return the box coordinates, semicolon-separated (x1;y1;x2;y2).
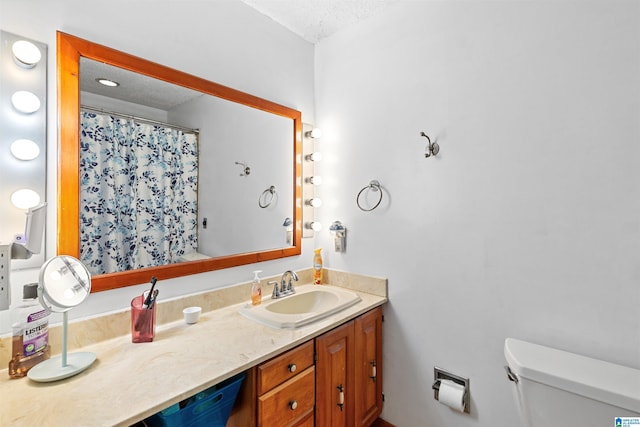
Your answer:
432;366;470;414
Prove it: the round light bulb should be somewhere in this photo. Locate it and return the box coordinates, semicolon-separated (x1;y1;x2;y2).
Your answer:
306;222;323;232
11;139;40;160
12;40;41;68
10;188;40;209
306;176;323;185
306;128;322;139
306;198;323;208
306;152;322;162
11;91;41;114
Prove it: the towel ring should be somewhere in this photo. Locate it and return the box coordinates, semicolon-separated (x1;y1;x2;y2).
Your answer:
357;180;383;211
259;186;277;208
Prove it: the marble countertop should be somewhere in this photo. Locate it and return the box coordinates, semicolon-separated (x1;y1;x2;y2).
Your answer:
0;269;387;427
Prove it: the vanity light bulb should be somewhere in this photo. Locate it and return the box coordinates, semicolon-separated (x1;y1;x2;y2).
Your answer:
306;198;323;208
10;188;40;209
306;176;323;185
305;128;323;139
12;40;41;68
306;152;322;162
306;222;323;232
11;139;40;160
11;91;40;114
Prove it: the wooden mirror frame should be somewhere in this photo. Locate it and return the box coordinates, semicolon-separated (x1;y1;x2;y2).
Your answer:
57;32;302;292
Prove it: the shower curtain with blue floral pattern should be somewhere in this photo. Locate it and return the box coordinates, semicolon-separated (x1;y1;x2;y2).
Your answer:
80;111;199;275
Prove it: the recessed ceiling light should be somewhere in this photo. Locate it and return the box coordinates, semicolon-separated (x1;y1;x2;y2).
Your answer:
96;78;119;87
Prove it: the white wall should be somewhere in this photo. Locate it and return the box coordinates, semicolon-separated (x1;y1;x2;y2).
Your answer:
0;0;315;332
315;1;640;426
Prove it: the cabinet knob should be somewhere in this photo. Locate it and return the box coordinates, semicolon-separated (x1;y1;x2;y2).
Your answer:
289;400;298;410
288;363;297;373
370;359;377;382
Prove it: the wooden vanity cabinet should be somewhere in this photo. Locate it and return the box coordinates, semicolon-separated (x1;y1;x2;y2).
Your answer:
316;306;383;427
354;306;384;426
256;341;315;427
231;306;383;427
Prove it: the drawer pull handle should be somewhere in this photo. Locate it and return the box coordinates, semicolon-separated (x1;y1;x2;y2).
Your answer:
288;363;297;373
370;360;377;382
337;384;344;412
289;400;298;410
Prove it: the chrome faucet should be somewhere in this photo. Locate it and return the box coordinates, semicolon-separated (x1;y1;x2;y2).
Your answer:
272;270;298;299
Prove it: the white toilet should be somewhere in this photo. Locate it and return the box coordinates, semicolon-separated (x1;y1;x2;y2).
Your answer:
504;338;640;427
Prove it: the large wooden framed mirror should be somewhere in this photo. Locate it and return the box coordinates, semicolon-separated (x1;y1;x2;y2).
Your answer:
57;32;302;292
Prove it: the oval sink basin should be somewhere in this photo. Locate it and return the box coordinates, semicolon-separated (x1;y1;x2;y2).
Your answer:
239;285;361;329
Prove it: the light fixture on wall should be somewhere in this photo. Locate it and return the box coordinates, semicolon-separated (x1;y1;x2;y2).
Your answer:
10;189;41;210
305;221;323;232
0;31;48;272
11;90;41;113
305;175;323;185
12;40;41;68
304;128;323;139
302;123;322;238
305;152;323;162
11;139;40;161
305;197;323;208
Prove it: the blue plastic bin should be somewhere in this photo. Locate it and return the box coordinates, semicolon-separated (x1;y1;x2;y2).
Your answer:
146;372;245;427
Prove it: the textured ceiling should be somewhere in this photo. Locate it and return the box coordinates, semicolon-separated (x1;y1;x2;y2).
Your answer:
240;0;398;43
81;1;398;109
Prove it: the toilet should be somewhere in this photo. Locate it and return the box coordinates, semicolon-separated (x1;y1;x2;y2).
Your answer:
504;338;640;427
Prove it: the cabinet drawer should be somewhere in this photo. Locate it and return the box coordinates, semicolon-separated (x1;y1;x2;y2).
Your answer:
258;366;315;427
257;340;314;394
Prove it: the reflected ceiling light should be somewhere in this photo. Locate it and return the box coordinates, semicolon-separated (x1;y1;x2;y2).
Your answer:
96;77;119;87
11;188;40;209
305;152;322;162
11;139;40;160
12;40;41;68
304;128;322;139
11;90;40;113
305;175;323;185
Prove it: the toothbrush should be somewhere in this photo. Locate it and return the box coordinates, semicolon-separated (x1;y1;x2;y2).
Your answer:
143;276;158;308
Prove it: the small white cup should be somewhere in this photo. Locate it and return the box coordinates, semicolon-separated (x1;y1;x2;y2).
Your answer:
183;306;202;324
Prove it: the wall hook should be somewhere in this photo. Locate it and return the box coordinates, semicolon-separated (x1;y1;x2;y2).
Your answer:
235;161;251;176
421;132;440;158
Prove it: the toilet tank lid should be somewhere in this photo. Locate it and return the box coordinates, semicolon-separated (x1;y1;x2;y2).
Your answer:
504;338;640;412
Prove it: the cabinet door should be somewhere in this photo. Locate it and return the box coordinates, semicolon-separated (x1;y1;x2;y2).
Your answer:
354;306;383;426
315;321;355;427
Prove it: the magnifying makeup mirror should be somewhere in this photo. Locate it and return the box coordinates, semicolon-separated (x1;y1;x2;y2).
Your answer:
28;255;96;382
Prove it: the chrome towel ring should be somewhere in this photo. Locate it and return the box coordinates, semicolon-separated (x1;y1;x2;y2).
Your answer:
259;185;277;208
357;180;383;211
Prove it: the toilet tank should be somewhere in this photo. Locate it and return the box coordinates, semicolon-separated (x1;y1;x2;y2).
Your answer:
504;338;640;427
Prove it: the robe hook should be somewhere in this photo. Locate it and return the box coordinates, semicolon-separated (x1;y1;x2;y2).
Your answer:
421;132;440;158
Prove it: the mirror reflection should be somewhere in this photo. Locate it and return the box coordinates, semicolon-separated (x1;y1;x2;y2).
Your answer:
58;32;302;291
79;59;294;275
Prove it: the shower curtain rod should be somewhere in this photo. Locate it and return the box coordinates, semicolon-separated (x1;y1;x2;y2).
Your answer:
81;105;200;134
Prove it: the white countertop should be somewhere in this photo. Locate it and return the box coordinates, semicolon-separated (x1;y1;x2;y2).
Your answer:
0;272;387;427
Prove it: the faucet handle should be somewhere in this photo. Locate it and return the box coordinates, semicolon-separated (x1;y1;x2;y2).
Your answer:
268;280;280;298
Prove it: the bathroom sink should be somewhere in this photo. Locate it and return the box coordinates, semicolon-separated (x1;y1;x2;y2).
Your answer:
239;285;361;329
